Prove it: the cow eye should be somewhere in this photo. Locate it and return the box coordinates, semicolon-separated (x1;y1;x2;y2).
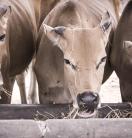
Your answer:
101;57;107;62
96;56;107;70
64;59;70;64
64;59;77;70
0;34;5;41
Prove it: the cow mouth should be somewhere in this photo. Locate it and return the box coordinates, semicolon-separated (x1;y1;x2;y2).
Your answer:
66;106;98;118
77;109;97;118
66;106;98;119
77;101;99;118
76;92;99;118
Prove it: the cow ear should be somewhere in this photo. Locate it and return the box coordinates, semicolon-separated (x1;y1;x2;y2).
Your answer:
0;5;11;18
0;5;11;42
43;24;59;45
100;11;112;32
53;26;66;36
43;24;65;45
0;5;11;27
43;24;65;36
43;24;53;35
123;41;132;49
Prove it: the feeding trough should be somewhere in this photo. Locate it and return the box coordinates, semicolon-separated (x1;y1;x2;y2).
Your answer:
0;119;132;138
0;103;131;119
0;103;132;138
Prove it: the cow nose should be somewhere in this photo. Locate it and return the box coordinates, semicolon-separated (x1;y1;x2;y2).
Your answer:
77;91;99;112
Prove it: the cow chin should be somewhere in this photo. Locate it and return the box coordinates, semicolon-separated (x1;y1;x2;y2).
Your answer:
76;91;99;118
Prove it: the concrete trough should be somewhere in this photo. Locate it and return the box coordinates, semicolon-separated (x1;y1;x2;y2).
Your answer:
0;119;132;138
0;103;131;119
0;103;132;138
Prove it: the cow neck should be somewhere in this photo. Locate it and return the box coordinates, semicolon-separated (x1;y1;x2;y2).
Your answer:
31;0;41;29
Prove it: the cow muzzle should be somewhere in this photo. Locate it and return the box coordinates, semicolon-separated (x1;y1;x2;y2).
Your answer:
77;91;99;118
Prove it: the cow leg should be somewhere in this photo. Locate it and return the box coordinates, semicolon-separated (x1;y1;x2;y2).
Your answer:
120;80;132;102
0;55;15;104
0;77;15;104
16;72;27;104
28;69;38;104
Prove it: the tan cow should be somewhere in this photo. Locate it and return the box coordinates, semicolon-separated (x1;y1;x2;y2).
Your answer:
35;0;120;117
27;0;61;104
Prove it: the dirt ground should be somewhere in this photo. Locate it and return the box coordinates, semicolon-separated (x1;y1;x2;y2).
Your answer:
100;72;121;103
11;71;121;104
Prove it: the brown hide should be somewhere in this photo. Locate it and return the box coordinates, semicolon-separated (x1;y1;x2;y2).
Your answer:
5;0;62;76
39;0;61;27
113;0;120;20
0;0;37;76
0;0;38;103
111;1;132;102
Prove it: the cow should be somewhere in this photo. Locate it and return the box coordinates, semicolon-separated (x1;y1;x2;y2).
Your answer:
34;0;120;118
110;1;132;102
27;0;62;104
0;0;39;104
0;8;27;103
0;0;64;104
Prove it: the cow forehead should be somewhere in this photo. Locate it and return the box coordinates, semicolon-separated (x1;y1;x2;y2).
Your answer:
60;28;106;61
63;28;105;49
64;27;103;42
63;34;105;59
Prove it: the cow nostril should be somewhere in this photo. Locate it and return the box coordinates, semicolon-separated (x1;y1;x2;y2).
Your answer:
92;93;98;103
77;92;99;110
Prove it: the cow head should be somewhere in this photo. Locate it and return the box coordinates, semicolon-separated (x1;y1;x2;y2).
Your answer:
43;11;112;117
0;5;11;44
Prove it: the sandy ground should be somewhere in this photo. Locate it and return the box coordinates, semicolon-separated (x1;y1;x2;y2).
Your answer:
11;71;121;104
